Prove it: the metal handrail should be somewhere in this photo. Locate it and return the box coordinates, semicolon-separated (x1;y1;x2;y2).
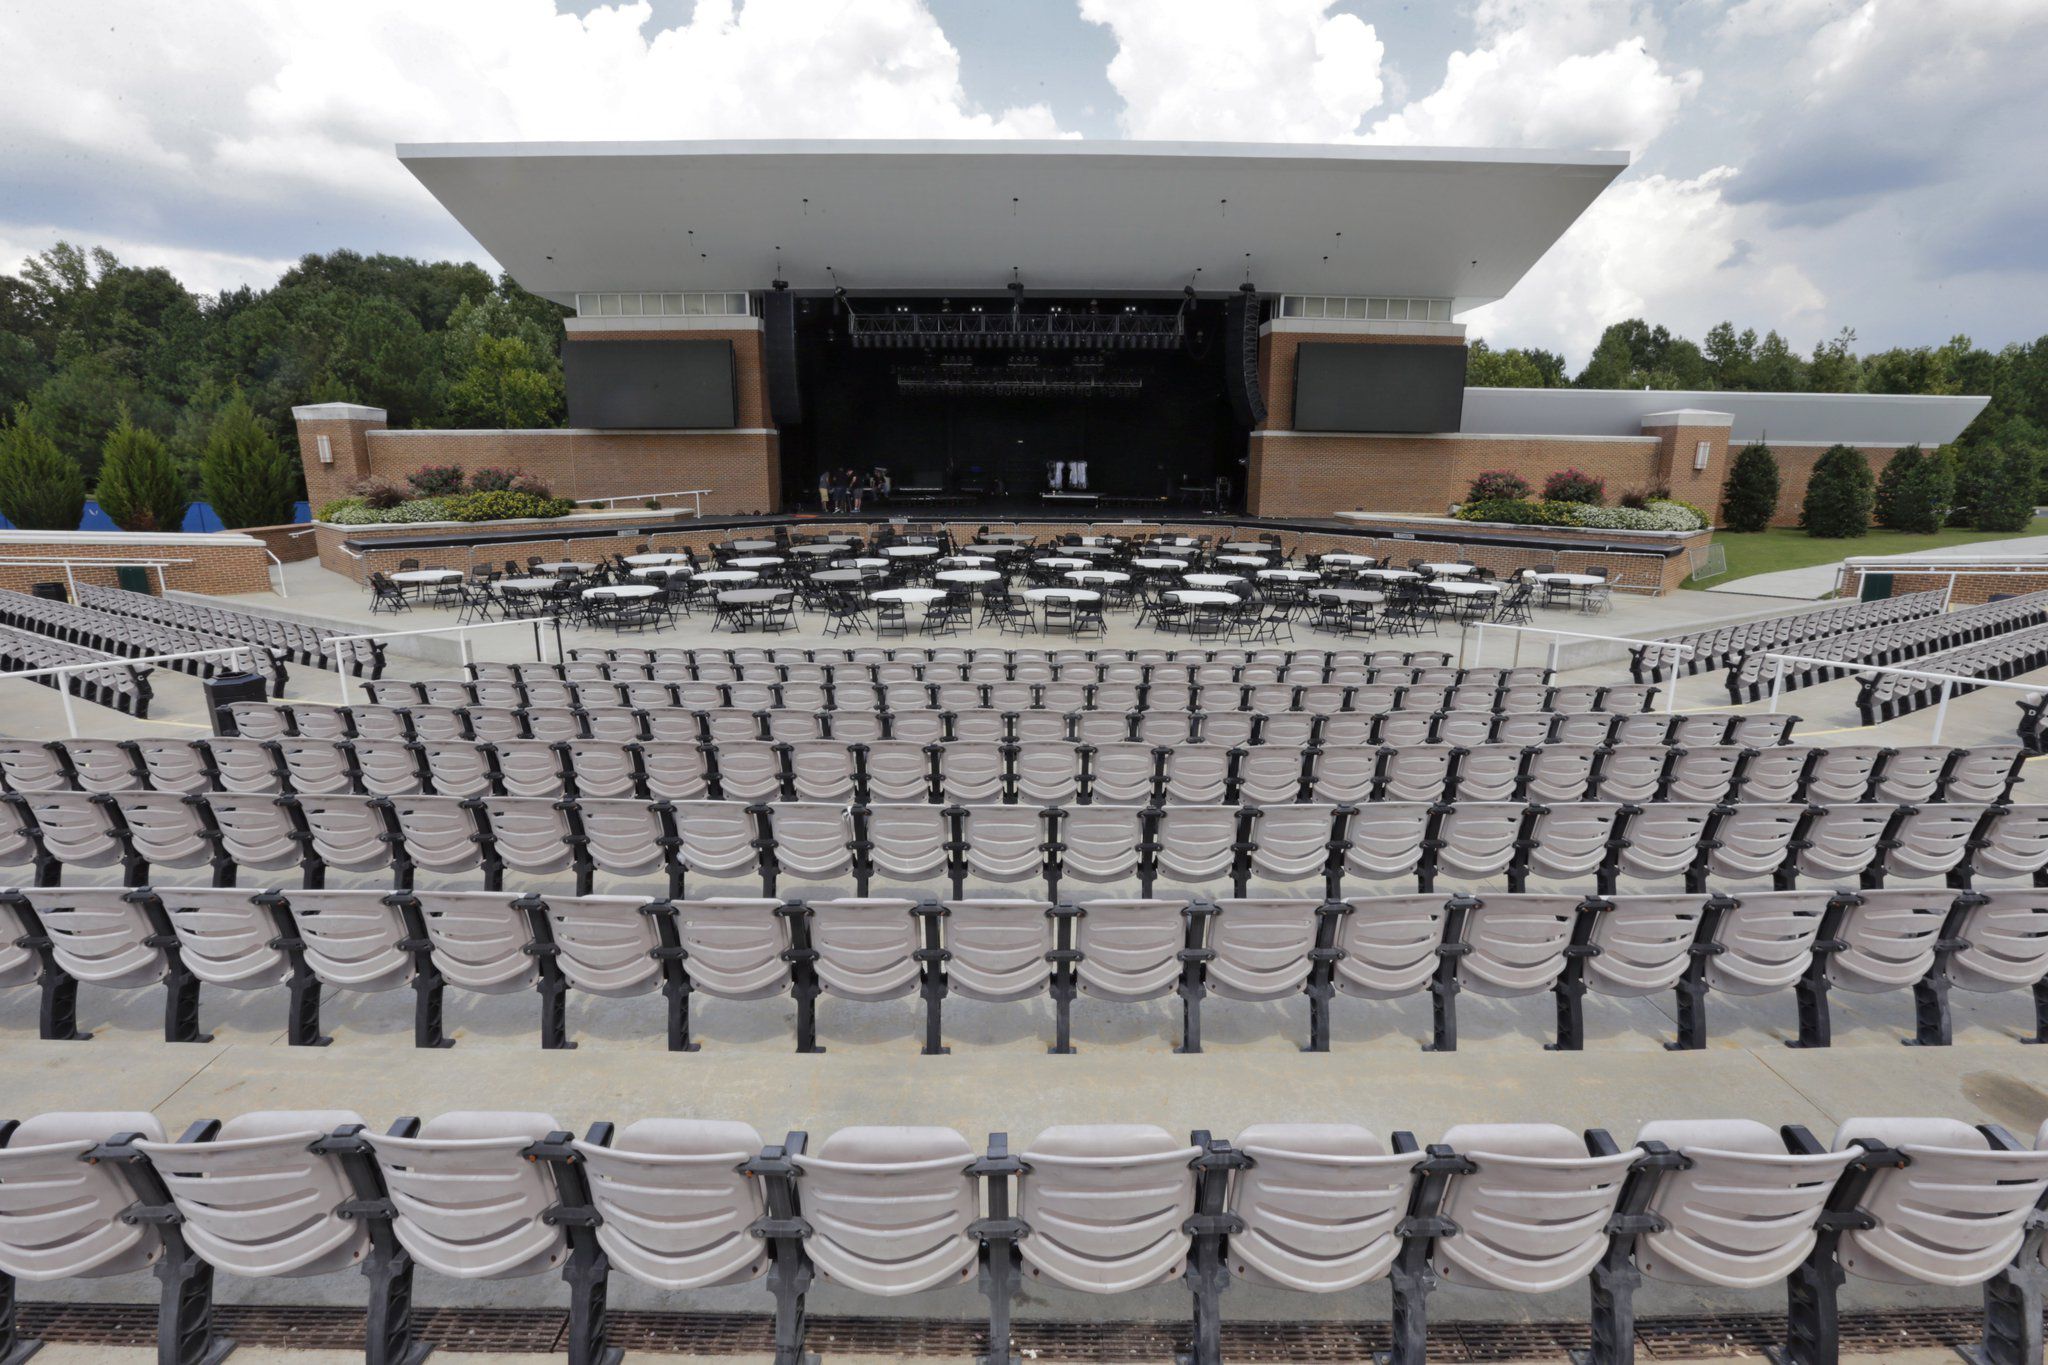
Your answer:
320;618;562;705
0;555;194;595
0;643;270;738
1760;650;2048;743
579;489;711;516
1467;621;1696;713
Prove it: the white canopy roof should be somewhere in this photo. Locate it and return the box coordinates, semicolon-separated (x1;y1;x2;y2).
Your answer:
398;139;1628;309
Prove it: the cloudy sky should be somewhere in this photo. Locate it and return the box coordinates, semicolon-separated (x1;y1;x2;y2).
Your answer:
2;0;2043;366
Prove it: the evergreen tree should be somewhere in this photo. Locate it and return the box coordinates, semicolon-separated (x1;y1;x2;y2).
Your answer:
199;391;299;528
1977;444;2041;533
442;334;563;428
0;403;87;530
1873;445;1922;529
1950;443;2003;527
1799;444;1875;538
1718;441;1781;532
95;406;190;532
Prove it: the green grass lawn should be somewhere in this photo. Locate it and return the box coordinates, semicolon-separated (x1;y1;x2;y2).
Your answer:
1683;516;2048;590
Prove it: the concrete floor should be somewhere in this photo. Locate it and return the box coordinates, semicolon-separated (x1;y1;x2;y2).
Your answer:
5;556;2048;1354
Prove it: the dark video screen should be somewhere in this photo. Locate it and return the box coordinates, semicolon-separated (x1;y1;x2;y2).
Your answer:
1292;342;1467;433
565;339;737;429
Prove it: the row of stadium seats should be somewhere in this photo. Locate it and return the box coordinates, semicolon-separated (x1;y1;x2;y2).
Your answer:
485;657;1542;686
7;734;2023;810
0;622;152;716
1727;588;2048;701
568;643;1455;672
4;1109;2047;1365
1633;589;1945;680
0;587;285;688
2;791;2042;898
5;886;2042;1053
77;582;384;676
1859;621;2048;723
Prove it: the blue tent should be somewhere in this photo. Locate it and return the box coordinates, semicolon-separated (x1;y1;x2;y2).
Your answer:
0;502;311;532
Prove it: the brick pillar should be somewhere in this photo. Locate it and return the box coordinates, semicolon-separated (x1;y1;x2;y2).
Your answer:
292;403;388;512
1640;410;1733;514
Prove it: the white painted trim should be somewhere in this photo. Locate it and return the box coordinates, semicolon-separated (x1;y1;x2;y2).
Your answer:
0;528;266;549
317;506;697;532
367;427;776;437
566;315;763;334
1746;439;1932;450
1641;409;1734;428
1256;429;1658;444
1261;318;1465;339
1333;509;1702;542
291;402;387;422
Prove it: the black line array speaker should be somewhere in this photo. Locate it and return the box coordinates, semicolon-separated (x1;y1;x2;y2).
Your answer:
1223;289;1266;429
763;287;803;426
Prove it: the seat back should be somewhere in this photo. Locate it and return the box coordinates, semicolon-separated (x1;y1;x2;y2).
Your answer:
1432;1123;1634;1293
1633;1119;1856;1289
793;1126;979;1295
1458;895;1580;998
367;1112;569;1280
1584;896;1705;996
1836;1118;2048;1286
0;1111;168;1281
1074;900;1189;1002
156;887;290;988
1206;899;1318;1001
1227;1124;1411;1291
411;891;537;994
576;1118;768;1290
1019;1124;1200;1293
668;899;792;1000
1950;891;2048;994
273;889;414;992
30;887;165;988
942;900;1053;1002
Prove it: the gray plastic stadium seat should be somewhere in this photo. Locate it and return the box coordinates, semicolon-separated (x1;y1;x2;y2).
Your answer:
1584;896;1704;998
365;1112;568;1279
1780;804;1884;884
1520;803;1625;889
1087;743;1159;805
1074;901;1188;1003
1833;1118;2048;1287
1735;745;1809;803
576;1118;769;1289
0;893;34;988
1456;895;1580;1001
865;804;949;886
806;898;920;1006
385;796;481;881
1019;1125;1200;1293
578;798;676;886
28;887;164;993
943;900;1054;1002
492;739;566;798
939;743;1006;804
1247;805;1336;887
1017;744;1081;805
666;898;793;1002
1663;746;1743;803
107;792;218;881
201;737;285;794
1343;802;1432;887
1163;747;1231;804
1593;746;1664;803
961;806;1047;890
1868;746;1949;803
1313;746;1381;802
0;1111;171;1282
0;740;70;795
638;741;711;800
1521;745;1598;803
271;889;416;995
156;886;291;992
1432;1124;1635;1293
417;741;492;798
1803;746;1884;803
1972;806;2048;882
132;1110;373;1278
669;801;762;888
58;740;143;793
13;791;124;880
1826;890;1948;997
1883;804;1989;883
1226;1124;1413;1291
792;1126;979;1294
713;741;782;802
411;891;538;999
1949;891;2048;1000
296;794;396;881
538;894;664;1002
1332;895;1445;1002
350;738;425;797
1613;804;1715;886
276;739;353;796
787;741;856;803
1433;804;1524;883
1206;899;1318;1001
1060;806;1144;886
861;741;934;804
226;701;289;740
1940;746;2024;804
1632;1119;1857;1288
1454;746;1523;803
1154;807;1237;891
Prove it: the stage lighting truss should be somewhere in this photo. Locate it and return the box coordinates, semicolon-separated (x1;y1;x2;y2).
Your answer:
848;310;1186;349
893;359;1146;398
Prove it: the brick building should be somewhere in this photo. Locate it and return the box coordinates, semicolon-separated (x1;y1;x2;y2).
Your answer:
294;140;1988;529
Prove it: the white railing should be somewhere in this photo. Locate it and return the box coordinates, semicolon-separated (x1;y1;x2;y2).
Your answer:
580;488;711;516
0;555;193;595
0;643;271;738
1465;622;1695;714
320;618;563;705
263;549;289;597
1759;651;2045;743
1839;561;2048;610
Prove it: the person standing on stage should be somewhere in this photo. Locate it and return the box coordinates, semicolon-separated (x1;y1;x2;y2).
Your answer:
849;469;865;513
817;468;831;512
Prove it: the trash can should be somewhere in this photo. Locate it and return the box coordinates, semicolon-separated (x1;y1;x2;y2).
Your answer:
31;581;67;602
115;565;153;594
202;672;270;736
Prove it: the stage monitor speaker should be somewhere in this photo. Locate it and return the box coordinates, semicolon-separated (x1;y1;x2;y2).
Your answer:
763;287;803;426
1223;290;1266;429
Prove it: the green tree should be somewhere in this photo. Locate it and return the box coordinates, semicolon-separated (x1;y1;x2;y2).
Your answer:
1808;328;1863;392
1977;444;2040;533
1874;444;1952;533
1872;445;1922;529
441;334;564;428
1719;441;1781;532
1751;331;1806;392
1466;340;1552;388
1799;444;1875;538
1950;442;2003;527
0;404;88;530
95;407;190;532
199;391;299;528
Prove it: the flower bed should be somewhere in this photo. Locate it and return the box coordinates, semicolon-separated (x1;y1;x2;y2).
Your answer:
1455;497;1710;532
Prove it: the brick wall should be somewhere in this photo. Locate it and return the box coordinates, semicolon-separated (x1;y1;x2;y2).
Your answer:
1642;423;1731;512
1767;444;1893;529
361;429;780;514
297;413;380;512
241;523;316;564
1838;566;2048;606
0;534;276;598
1249;432;1666;519
1257;328;1465;433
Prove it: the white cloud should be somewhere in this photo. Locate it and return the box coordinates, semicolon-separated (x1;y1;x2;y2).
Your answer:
1078;0;1385;140
1463;169;1826;362
0;227;297;297
1369;0;1698;154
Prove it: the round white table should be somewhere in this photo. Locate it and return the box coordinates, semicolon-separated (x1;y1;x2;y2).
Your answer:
1319;553;1376;567
695;569;759;584
1183;573;1245;589
390;569;461;586
1315;588;1384;605
1219;542;1273;553
1536;572;1606;588
1169;590;1242;606
1132;558;1187;571
584;584;660;600
497;577;556;593
1215;554;1270;567
884;545;939;558
970;542;1027;554
1033;557;1091;571
624;553;688;566
535;561;596;575
728;556;785;569
1422;562;1476;577
1429;580;1500;597
836;558;890;570
871;586;949;605
936;556;996;569
936;569;1002;585
1065;569;1130;585
630;565;692;579
1258;568;1322;581
1022;587;1099;603
1361;568;1421;581
727;539;779;553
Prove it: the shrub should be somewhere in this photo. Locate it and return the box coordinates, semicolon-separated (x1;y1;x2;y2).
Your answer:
1874;445;1920;530
0;405;88;530
323;497;450;526
1977;445;2040;533
1617;484;1672;511
1466;470;1532;503
467;466;523;492
1542;468;1605;505
95;409;189;532
511;477;553;499
1874;444;1952;534
315;497;364;521
1949;444;2002;527
350;476;406;509
407;464;467;497
1454;498;1580;527
1572;500;1708;532
440;489;576;522
1799;444;1876;538
200;393;298;529
1720;441;1780;532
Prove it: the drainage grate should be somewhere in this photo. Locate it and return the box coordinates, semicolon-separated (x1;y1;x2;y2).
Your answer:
16;1303;1995;1359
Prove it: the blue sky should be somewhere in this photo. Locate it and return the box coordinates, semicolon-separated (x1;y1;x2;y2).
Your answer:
2;0;2043;366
